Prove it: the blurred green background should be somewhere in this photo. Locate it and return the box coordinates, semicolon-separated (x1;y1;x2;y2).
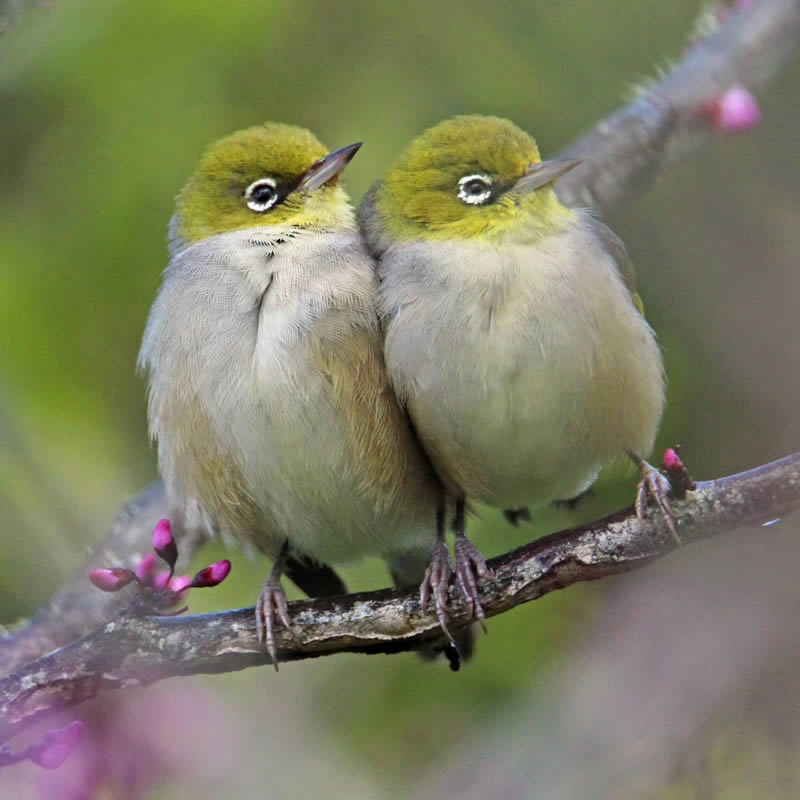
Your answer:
1;1;799;798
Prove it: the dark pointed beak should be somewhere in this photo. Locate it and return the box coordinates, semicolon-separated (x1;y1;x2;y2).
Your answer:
296;142;363;192
514;158;581;194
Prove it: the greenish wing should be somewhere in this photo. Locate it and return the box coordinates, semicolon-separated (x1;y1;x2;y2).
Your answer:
585;214;645;316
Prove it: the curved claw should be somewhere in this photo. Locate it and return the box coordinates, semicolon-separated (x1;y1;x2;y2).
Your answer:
419;541;454;642
633;457;681;545
255;578;297;671
454;536;491;632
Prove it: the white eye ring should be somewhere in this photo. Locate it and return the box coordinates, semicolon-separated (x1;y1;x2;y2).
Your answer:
245;177;279;212
457;173;493;205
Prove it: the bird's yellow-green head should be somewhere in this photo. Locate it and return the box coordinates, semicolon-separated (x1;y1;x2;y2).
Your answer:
174;122;361;246
372;115;578;243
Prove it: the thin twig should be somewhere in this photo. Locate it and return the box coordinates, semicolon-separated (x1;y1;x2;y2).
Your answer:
556;0;800;214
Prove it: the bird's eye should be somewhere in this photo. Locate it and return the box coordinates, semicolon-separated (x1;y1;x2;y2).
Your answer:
457;174;493;205
245;178;279;212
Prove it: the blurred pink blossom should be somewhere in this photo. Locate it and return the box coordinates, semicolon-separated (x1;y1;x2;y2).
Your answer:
88;568;135;593
700;84;762;133
33;685;242;799
168;575;192;593
27;722;85;771
134;552;158;582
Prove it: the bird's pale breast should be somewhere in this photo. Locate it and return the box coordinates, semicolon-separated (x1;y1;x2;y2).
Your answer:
140;227;439;564
379;217;664;507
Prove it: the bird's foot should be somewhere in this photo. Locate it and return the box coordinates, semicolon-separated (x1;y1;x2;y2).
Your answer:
454;535;491;631
632;454;681;545
255;577;296;670
420;541;454;642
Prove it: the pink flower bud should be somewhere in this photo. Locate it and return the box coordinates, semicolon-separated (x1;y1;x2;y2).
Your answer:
191;560;232;588
28;721;84;770
153;519;178;569
700;84;761;133
152;570;171;591
663;448;683;472
168;575;192;593
89;567;136;592
157;575;192;610
135;552;158;583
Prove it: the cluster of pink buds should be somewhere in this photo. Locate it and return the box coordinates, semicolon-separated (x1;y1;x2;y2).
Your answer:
662;446;696;499
0;721;84;770
88;519;231;615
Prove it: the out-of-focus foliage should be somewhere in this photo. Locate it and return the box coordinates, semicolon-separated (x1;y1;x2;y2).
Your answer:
1;1;799;798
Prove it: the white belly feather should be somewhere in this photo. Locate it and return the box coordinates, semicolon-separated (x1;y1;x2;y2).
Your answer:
380;220;665;507
141;226;438;564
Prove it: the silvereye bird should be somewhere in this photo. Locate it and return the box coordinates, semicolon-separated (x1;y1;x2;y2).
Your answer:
138;123;447;665
358;115;671;631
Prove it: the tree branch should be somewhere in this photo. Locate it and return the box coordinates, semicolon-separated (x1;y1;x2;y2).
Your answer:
2;0;799;678
556;0;800;214
0;484;207;674
2;453;799;743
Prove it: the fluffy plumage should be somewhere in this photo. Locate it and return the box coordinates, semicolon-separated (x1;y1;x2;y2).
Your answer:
358;114;665;624
139;123;444;662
